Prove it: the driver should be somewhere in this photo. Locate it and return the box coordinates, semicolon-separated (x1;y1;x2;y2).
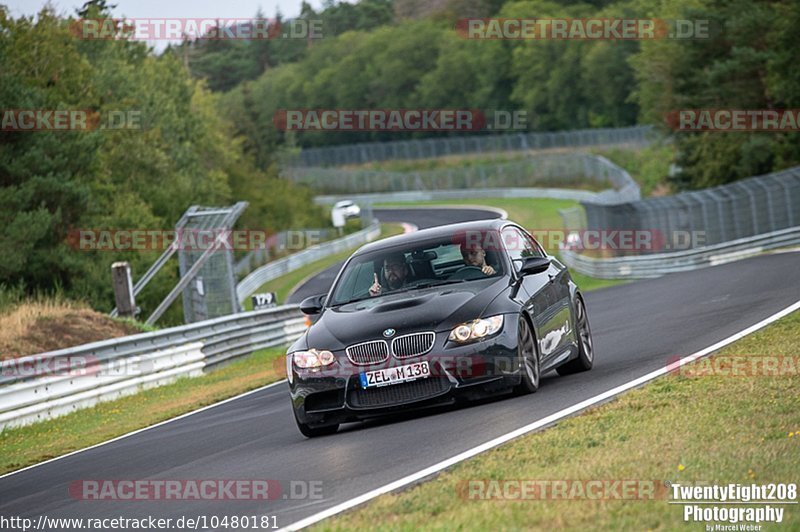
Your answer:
369;252;410;296
460;243;496;275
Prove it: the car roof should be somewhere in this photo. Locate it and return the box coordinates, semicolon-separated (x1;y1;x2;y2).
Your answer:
354;218;511;256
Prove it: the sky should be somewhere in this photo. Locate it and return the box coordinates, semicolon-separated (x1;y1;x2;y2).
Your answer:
4;0;325;21
5;0;327;51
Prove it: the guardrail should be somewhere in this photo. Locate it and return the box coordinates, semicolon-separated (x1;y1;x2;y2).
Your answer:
236;220;381;304
235;227;344;277
0;305;305;430
560;226;800;279
315;188;601;205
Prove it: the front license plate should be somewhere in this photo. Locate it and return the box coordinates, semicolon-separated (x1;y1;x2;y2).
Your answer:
359;361;430;389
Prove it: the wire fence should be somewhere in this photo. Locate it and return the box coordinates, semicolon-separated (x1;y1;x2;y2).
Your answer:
284;125;653;167
570;166;800;256
177;204;247;323
283;152;641;202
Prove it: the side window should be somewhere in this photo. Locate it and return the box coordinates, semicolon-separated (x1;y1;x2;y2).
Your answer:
502;227;544;271
528;233;547;257
334;261;377;302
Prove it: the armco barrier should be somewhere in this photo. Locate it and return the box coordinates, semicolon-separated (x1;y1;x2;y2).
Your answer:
236;220;381;304
315;187;601;205
0;305;305;429
312;154;640;207
560;226;800;279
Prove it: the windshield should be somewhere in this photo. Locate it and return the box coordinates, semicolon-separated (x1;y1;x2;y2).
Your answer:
329;234;505;306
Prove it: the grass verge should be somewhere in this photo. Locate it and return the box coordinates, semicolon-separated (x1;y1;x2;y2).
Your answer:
243;223;406;309
375;198;623;293
0;347;287;475
315;310;800;530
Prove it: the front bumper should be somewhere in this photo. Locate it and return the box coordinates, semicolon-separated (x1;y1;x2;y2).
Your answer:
288;318;521;427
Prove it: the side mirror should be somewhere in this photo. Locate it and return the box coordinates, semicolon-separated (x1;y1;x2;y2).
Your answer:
519;256;550;276
299;294;326;315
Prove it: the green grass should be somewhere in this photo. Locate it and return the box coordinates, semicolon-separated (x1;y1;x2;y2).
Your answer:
374;198;624;293
316;310;800;531
243;223;406;309
0;347;288;475
593;144;676;197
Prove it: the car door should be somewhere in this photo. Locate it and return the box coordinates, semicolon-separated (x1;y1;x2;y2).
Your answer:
502;226;572;367
539;252;576;365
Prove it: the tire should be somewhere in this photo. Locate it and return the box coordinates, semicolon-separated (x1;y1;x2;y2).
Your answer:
294;410;339;438
556;295;594;376
514;315;540;394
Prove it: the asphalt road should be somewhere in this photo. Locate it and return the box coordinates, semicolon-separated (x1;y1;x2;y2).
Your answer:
1;208;799;531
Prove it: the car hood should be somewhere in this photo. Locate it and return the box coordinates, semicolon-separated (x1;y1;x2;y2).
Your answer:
302;278;509;351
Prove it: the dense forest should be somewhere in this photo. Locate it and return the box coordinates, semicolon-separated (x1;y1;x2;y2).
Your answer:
1;0;798;318
0;2;327;320
180;0;799;189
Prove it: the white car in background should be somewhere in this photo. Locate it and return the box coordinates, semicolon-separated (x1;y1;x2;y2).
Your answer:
332;200;361;219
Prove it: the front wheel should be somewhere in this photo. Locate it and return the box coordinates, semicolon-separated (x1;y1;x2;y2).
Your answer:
514;316;540;394
556;295;594;376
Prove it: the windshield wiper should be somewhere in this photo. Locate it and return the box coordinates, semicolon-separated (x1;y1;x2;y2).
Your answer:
329;295;373;308
412;278;468;289
387;278;468;295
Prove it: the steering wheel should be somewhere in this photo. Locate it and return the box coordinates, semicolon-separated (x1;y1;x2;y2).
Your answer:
448;265;485;281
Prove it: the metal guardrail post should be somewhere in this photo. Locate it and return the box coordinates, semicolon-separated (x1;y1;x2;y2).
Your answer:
111;262;137;318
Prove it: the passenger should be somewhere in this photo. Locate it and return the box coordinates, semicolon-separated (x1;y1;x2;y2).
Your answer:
369;252;410;296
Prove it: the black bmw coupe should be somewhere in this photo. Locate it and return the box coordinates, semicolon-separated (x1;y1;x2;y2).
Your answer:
286;219;594;437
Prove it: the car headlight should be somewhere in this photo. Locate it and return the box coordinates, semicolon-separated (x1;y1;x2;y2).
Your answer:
448;315;504;343
292;349;336;369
